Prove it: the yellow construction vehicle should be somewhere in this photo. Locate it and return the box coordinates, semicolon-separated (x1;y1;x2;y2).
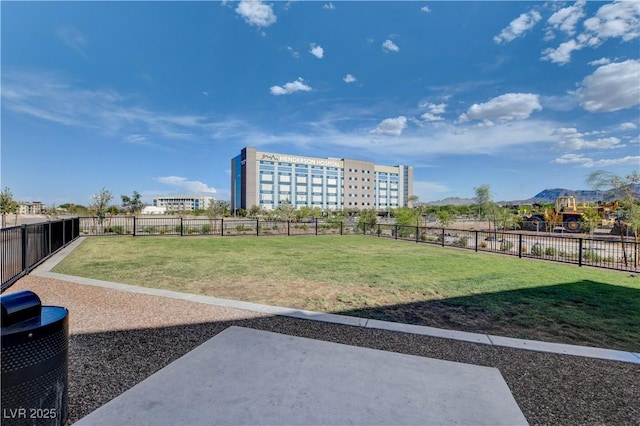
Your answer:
524;196;619;233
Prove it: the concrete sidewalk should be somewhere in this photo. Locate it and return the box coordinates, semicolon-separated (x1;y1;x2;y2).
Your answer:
76;326;528;425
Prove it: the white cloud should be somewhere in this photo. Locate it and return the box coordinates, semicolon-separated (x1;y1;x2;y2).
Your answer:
547;0;586;35
420;103;447;122
235;0;276;28
583;0;640;42
458;93;542;123
421;6;431;13
156;176;217;194
494;10;542;44
309;43;324;59
575;59;640;112
552;154;640;168
343;74;357;83
382;39;399;53
269;78;312;95
1;70;248;142
589;57;611;66
541;39;582;65
543;1;640;65
619;122;638;130
323;3;335;10
370;116;407;136
552;127;622;150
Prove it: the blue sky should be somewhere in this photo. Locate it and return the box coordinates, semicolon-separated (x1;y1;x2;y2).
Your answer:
2;1;639;206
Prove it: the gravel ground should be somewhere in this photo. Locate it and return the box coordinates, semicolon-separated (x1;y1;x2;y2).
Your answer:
6;275;640;425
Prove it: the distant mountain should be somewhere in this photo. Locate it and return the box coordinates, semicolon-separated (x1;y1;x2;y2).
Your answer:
425;185;640;206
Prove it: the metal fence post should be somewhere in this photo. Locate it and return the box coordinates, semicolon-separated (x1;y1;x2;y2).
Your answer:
21;225;27;274
395;225;398;240
441;228;445;247
48;221;52;256
340;222;343;235
133;216;137;236
416;226;419;243
377;224;381;237
287;221;290;236
363;223;366;235
475;231;479;252
256;219;260;236
315;220;318;236
518;234;523;258
180;218;184;236
578;238;583;267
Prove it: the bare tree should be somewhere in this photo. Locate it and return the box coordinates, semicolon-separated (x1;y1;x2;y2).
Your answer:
90;187;113;233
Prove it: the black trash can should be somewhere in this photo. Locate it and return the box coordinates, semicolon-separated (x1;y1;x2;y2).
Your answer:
1;290;69;426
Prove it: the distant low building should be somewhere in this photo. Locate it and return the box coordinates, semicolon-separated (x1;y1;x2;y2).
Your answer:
141;206;167;215
152;196;214;212
18;201;43;215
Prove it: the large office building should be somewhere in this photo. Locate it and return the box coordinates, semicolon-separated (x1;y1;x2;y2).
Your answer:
231;147;413;212
152;195;214;212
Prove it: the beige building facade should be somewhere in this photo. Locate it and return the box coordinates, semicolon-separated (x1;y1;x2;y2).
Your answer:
231;147;413;212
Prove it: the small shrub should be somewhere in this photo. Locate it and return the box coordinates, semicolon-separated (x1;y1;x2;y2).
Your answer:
545;247;557;256
480;241;488;248
454;236;469;247
500;241;514;251
582;249;602;262
174;225;182;233
236;224;247;232
531;243;543;256
521;245;527;253
107;225;124;234
144;226;157;234
201;224;211;234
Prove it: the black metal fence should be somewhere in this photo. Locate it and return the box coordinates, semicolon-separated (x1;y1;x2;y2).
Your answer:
364;223;639;273
3;216;635;290
1;218;80;290
77;216;344;237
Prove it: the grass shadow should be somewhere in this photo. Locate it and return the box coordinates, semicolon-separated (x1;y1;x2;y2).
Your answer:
336;280;640;352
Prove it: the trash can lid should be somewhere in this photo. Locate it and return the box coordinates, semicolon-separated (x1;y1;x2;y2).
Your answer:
1;305;68;336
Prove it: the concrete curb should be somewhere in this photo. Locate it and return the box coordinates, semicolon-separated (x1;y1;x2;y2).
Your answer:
32;237;640;364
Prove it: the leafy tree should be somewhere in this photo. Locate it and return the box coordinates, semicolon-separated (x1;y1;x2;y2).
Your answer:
474;184;497;231
435;209;454;227
580;207;600;237
276;199;293;221
587;170;640;266
0;187;19;228
248;205;261;218
356;208;378;232
121;191;145;215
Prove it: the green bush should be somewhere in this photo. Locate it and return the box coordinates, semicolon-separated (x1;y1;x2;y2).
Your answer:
582;249;602;262
500;241;514;251
107;225;124;234
201;224;211;234
531;243;543;256
454;236;469;247
144;226;157;234
545;247;557;256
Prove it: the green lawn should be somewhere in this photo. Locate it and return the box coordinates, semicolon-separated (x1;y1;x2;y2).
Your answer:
54;235;640;352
